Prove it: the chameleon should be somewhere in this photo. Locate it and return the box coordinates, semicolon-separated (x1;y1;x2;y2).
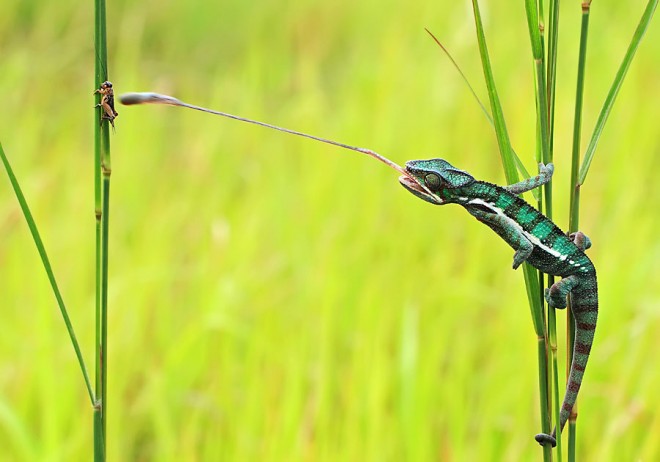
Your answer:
398;158;598;447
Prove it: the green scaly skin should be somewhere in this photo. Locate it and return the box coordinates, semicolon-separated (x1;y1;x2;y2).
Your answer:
399;159;598;448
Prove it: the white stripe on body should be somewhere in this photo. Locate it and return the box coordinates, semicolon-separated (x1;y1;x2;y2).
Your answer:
465;198;575;264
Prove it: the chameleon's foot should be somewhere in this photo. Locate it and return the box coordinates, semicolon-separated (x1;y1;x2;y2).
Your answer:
512;256;523;270
535;433;557;447
569;231;591;251
539;162;554;178
511;241;533;270
544;286;568;309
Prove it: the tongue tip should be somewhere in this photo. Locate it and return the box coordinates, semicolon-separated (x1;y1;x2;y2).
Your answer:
397;175;409;185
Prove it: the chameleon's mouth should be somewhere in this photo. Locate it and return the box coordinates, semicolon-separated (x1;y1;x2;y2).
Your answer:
398;175;444;205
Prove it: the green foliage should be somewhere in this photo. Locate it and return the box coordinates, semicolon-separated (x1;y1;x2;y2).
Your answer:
0;0;658;460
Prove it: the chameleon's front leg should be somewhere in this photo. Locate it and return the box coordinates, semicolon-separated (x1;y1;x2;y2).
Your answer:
467;207;534;269
504;163;554;195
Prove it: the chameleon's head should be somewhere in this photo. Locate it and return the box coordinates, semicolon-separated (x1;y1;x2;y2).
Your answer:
399;158;475;205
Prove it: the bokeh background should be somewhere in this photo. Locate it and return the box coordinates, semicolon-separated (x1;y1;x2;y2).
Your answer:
1;0;658;460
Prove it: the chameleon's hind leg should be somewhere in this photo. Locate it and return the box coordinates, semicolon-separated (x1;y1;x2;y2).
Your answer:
511;240;534;270
503;163;554;194
545;275;578;309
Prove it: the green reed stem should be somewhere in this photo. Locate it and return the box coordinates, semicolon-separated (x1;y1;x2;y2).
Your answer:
524;1;558;458
546;0;560;153
566;298;577;462
568;3;588;235
567;1;657;458
94;0;111;459
544;0;564;454
566;2;591;460
100;162;111;453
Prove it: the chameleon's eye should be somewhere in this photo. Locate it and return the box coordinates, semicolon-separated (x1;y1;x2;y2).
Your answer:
424;173;441;191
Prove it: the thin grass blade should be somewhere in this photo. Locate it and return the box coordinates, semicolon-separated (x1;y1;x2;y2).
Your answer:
470;0;518;184
578;0;658;185
470;0;545;330
0;141;95;405
425;29;540;201
472;2;553;456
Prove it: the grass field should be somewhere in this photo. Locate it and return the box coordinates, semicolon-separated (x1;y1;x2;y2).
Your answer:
1;0;659;460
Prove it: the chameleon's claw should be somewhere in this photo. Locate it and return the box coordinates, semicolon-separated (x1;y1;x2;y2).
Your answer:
511;241;533;270
539;162;554;177
535;432;557;447
512;255;524;270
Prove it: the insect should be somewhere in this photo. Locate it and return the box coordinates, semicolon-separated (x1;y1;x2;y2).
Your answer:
94;81;118;130
400;159;598;447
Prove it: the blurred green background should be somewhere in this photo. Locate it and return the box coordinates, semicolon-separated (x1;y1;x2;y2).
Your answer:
1;0;659;460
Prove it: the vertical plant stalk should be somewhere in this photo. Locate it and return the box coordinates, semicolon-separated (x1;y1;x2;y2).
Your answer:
545;3;563;455
524;1;558;459
93;18;104;462
100;153;111;457
567;4;591;459
567;1;657;457
546;0;560;151
94;0;111;459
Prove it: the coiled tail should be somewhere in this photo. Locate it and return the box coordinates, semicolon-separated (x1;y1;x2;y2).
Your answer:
535;277;598;447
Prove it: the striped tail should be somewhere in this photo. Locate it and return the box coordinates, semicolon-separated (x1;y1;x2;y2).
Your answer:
535;277;598;447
